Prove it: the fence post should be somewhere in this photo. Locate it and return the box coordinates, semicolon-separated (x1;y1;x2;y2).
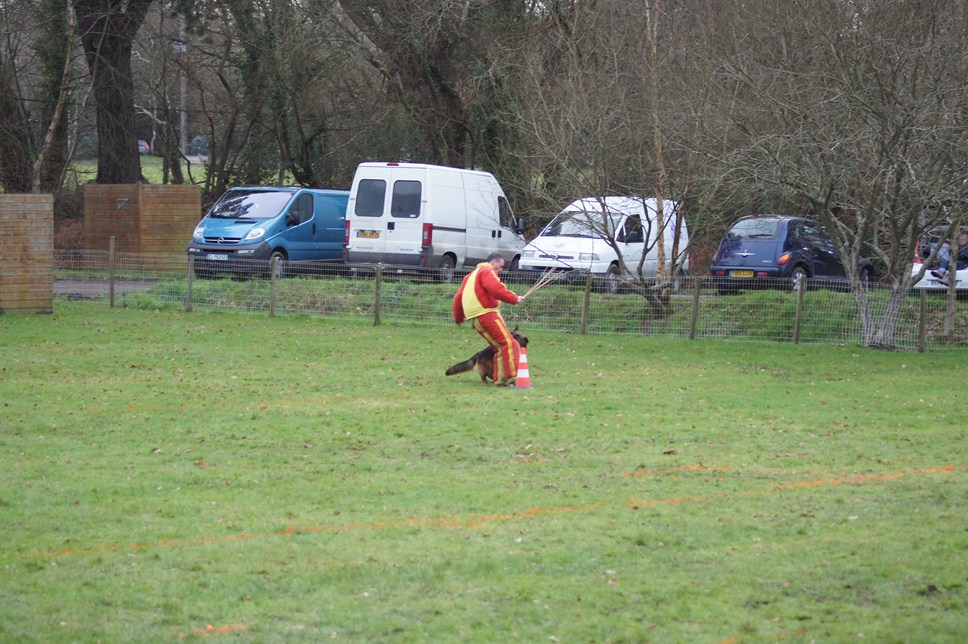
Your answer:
579;273;593;334
688;276;701;340
186;257;194;312
792;278;806;344
917;289;927;353
269;256;278;317
108;235;116;308
374;264;383;326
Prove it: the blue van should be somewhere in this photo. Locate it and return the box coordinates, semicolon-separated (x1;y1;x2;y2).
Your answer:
187;187;349;278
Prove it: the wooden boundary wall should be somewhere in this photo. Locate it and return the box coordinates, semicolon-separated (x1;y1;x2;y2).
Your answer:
0;194;54;314
84;184;201;256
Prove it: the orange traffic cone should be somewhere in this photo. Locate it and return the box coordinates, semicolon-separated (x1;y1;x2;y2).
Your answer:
515;346;533;389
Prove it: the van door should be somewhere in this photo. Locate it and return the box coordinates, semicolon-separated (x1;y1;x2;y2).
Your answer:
464;175;501;265
618;215;648;275
384;166;426;265
398;167;463;268
496;195;524;265
350;177;388;261
312;193;346;261
279;192;315;261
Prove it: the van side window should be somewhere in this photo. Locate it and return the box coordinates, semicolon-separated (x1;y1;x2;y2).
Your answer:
498;196;514;229
391;180;421;218
620;217;644;243
355;179;386;217
291;193;314;224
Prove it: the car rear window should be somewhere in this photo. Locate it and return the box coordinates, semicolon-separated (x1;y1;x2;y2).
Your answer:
728;218;782;240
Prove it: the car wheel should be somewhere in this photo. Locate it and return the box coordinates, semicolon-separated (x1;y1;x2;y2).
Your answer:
859;266;873;289
269;250;287;280
790;266;808;293
438;254;456;283
604;264;621;294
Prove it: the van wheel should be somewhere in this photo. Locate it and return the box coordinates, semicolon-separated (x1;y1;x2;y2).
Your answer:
269;250;288;280
437;255;456;283
603;264;621;294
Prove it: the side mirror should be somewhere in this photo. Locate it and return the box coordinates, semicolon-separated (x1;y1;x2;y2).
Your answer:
286;211;299;226
513;217;525;235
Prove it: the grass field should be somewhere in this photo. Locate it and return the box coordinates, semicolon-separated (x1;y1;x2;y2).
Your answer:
1;302;966;642
70;155;208;186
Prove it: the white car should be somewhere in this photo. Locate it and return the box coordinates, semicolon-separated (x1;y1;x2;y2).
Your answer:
911;226;968;296
911;263;967;295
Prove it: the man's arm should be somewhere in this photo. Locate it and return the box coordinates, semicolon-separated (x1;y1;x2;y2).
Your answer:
479;266;520;305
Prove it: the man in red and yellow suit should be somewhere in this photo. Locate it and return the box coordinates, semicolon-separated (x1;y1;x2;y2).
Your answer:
452;253;525;386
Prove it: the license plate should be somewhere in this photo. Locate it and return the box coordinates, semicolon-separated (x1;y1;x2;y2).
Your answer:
357;230;380;239
730;270;754;278
206;253;228;261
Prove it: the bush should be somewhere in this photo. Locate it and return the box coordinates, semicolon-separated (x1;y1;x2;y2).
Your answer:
54;217;84;250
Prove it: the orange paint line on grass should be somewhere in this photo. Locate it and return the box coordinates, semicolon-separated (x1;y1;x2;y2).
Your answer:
624;463;865;479
176;623;247;638
28;466;962;559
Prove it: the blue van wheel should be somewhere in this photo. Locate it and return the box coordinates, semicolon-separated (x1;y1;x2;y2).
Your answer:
269;250;288;280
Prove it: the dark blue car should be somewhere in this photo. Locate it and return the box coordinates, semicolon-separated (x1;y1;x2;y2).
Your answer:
710;215;873;294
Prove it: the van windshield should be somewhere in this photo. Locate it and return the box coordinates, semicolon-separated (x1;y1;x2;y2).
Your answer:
540;211;619;238
208;190;295;220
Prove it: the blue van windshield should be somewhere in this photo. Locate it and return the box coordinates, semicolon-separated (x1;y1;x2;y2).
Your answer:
208;190;295;220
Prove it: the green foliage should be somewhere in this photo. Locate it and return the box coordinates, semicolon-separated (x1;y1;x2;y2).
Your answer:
1;303;966;641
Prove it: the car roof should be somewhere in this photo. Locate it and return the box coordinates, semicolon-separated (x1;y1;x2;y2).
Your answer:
735;214;807;222
734;214;824;227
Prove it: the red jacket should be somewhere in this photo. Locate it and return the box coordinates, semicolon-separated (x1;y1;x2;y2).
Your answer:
452;262;520;325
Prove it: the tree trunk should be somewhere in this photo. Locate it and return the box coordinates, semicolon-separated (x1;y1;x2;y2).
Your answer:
33;0;74;194
855;286;906;350
0;51;34;192
73;0;154;184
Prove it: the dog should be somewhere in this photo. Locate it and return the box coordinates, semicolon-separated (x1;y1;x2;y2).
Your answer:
445;327;529;383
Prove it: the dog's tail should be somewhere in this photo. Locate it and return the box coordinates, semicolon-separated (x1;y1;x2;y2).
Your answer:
445;358;477;376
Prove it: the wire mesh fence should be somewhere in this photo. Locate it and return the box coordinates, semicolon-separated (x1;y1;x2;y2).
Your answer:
52;250;968;351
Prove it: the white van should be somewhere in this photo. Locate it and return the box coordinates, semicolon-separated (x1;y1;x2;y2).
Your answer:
518;196;689;290
344;162;526;277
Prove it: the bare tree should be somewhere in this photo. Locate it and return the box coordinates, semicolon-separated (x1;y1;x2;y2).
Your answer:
508;0;691;311
695;0;968;348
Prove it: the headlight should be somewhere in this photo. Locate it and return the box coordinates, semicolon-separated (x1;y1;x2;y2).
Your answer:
243;227;267;241
579;253;599;261
192;225;204;241
522;249;535;258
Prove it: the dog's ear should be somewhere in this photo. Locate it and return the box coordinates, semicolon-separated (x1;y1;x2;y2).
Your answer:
512;325;519;333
